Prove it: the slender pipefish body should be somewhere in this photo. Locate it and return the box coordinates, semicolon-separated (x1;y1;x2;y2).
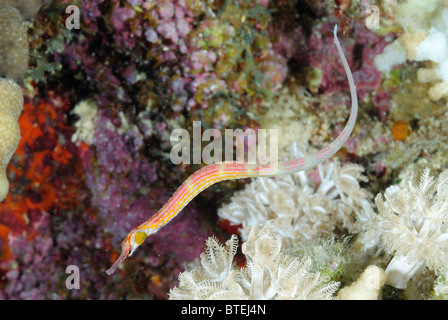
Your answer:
105;25;358;275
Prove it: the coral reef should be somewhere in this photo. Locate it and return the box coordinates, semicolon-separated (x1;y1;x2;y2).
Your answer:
1;0;448;301
60;0;290;130
0;93;212;299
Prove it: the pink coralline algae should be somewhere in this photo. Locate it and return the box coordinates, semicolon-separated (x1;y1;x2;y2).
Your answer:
61;0;292;132
76;109;168;243
373;90;393;122
0;92;213;299
1;214;58;300
55;0;297;250
308;20;392;102
111;5;136;31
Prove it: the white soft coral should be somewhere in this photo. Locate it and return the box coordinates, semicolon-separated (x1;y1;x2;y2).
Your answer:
362;168;448;289
241;223;339;300
169;222;339;300
218;142;372;245
169;235;246;299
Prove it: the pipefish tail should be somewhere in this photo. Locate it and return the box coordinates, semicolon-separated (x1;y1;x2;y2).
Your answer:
105;24;358;275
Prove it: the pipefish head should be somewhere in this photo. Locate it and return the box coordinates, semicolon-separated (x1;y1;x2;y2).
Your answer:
105;230;149;275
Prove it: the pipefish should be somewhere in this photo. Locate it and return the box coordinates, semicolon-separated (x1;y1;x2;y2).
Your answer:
106;24;358;275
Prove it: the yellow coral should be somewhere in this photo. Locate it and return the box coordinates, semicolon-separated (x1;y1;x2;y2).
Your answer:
0;78;23;202
0;5;29;81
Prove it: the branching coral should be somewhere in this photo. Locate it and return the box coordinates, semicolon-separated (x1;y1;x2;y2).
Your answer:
0;78;23;202
218;142;372;245
169;222;339;300
361;168;448;289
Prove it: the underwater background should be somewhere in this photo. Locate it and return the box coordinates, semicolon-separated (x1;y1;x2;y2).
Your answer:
1;0;448;300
